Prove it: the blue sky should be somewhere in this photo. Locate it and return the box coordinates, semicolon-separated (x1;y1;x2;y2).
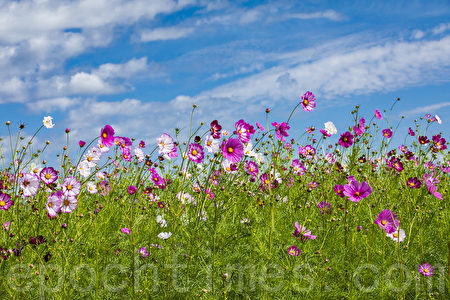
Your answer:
0;0;449;161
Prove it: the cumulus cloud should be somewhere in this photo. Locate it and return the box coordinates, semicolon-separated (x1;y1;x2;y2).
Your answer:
140;27;195;42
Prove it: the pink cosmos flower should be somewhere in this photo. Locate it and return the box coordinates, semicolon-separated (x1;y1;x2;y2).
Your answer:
221;138;244;163
139;247;149;258
157;133;176;156
407;177;421;188
382;128;393;139
128;185;137;194
272;122;290;142
121;228;131;235
375;209;399;234
432;134;447;151
299;145;316;159
244;161;259;177
188;143;204;164
318;201;332;215
292;159;306;176
353;118;365;136
339;131;354;148
418;263;434;277
0;193;13;211
235;119;255;143
255;121;264;131
288;245;301;256
100;125;115;147
40;167;58;185
334;184;345;198
375;109;382;120
293;222;316;241
300;91;316;112
408;127;415;136
46;191;62;217
343;179;372;202
210;120;222;139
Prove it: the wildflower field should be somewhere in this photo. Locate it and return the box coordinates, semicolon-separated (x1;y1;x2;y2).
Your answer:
0;93;448;299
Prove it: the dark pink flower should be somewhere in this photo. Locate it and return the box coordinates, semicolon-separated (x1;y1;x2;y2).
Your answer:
407;177;421;188
353;118;365;136
188;143;204;164
40;167;58;185
79;140;86;147
318;201;331;214
121;228;130;235
127;185;137;194
235;119;255;143
272;122;290;142
244;161;259;176
339;131;354;148
100;125;115;147
210;120;222;139
255;121;264;131
408;127;415;136
375;109;382;120
418;263;434;277
288;245;301;256
382;128;393;139
375;209;399;234
293;222;316;241
0;193;13;211
334;184;345;198
300;91;316;112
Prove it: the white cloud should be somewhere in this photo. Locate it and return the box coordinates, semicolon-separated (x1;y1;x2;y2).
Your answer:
69;72;115;94
95;57;149;79
286;10;344;21
28;97;82;113
411;30;425;39
432;23;450;35
401;102;450;117
140;27;195;42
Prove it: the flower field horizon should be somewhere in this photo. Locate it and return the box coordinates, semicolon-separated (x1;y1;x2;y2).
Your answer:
0;92;448;299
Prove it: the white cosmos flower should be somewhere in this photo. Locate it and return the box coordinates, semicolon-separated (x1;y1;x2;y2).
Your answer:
20;173;40;197
386;229;406;243
324;121;337;135
156;215;167;228
157;232;172;240
77;160;91;178
86;181;98;194
42;116;54;129
243;142;256;157
204;135;220;153
435;115;442;124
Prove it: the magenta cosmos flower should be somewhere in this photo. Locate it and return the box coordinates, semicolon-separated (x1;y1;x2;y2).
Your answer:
375;209;399;234
318;201;332;214
100;125;115;147
127;185;137;194
343;179;372;202
235;119;255;143
300;91;316;112
334;184;345;198
375;109;382;120
210;120;222;139
221;138;244;163
418;263;434;277
293;222;316;241
271;122;290;142
339;131;354;148
292;159;306;176
382;128;393;139
188;143;204;164
407;177;421;188
353;118;365;136
121;228;131;235
244;160;259;177
0;193;13;211
288;245;301;256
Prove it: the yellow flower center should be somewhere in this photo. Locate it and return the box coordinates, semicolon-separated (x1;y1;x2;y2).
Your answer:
45;173;51;179
381;220;386;225
192;150;197;156
424;269;428;273
102;133;107;139
48;202;53;207
207;141;211;146
409;182;414;186
0;201;5;206
227;147;233;153
87;156;92;162
355;191;360;196
303;99;308;106
67;185;72;190
264;179;269;185
343;137;348;142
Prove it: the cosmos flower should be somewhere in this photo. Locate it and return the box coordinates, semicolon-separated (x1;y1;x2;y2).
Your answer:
255;121;265;131
244;160;259;177
317;201;332;215
210;120;222;139
0;193;13;211
407;177;421;188
188;143;204;164
62;177;81;197
382;129;393;139
40;167;58;185
272;122;290;142
375;109;382;120
339;131;354;148
418;263;434;277
127;185;137;194
288;245;301;256
418;136;429;145
386;228;406;243
138;247;149;258
77;160;91;178
299;145;316;159
157;133;176;156
221;138;244;163
432;134;447;151
20;173;40;197
343;179;372;202
158;232;172;240
293;222;316;241
353;118;365;136
408;127;415;136
292;159;306;176
204;135;220;153
86;181;98;194
100;125;115;147
46;191;62;217
300;91;316;112
42;116;55;129
61;195;77;213
375;209;399;234
235;119;255;143
334;184;345;198
121;228;131;235
324;121;337;135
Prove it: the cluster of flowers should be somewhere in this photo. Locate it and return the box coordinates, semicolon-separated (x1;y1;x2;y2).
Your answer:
375;209;405;243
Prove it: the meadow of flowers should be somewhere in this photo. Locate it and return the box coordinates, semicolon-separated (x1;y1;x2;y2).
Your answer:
0;93;448;299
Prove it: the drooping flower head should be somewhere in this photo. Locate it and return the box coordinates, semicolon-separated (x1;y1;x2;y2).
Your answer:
210;120;222;139
382;128;393;139
353;118;365;136
375;209;399;234
272;122;290;142
188;143;204;164
300;91;316;112
343;179;372;202
418;263;434;277
408;127;415;136
339;131;354;148
40;167;58;185
100;125;115;147
221;138;244;163
293;222;316;241
255;121;264;131
0;193;13;211
375;109;382;120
